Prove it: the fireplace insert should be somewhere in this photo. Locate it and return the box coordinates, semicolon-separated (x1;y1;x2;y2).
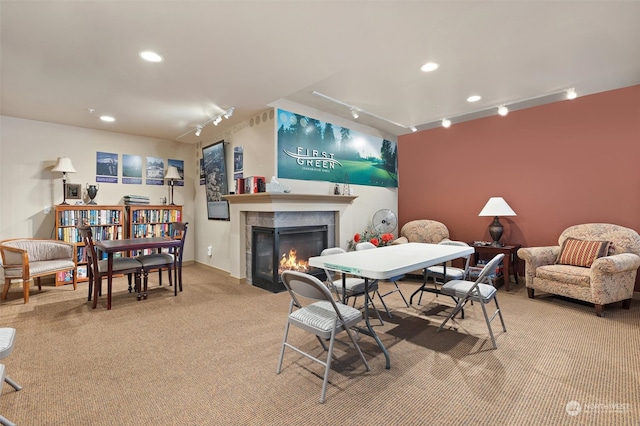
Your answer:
252;225;328;293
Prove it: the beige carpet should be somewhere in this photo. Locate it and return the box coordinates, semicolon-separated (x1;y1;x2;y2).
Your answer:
0;265;638;425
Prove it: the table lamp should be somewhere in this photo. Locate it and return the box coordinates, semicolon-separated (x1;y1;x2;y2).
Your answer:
164;166;181;205
478;197;516;247
51;157;77;205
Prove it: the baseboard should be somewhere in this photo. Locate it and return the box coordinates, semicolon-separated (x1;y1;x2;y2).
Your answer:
193;261;246;286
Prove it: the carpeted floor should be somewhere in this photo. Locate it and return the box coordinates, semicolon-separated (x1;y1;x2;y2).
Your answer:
0;264;638;425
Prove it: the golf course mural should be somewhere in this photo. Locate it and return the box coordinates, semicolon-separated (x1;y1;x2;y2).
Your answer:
277;109;398;188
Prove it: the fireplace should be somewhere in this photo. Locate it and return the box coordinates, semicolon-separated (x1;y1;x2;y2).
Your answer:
252;225;328;293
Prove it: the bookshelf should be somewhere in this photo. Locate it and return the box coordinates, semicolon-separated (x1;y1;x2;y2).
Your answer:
54;205;125;286
125;205;182;256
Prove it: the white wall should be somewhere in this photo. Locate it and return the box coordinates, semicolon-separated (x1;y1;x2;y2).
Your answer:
192;105;398;274
1;106;399;277
0;116;195;261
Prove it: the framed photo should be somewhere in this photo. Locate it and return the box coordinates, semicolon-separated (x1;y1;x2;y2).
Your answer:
65;183;81;200
202;140;230;220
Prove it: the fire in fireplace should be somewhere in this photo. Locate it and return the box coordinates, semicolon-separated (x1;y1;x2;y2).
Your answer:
252;225;328;293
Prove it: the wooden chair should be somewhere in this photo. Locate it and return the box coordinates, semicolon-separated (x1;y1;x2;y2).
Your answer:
135;222;188;297
78;226;143;309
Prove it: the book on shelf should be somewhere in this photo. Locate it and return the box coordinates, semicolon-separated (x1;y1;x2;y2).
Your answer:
57;270;74;283
77;265;88;279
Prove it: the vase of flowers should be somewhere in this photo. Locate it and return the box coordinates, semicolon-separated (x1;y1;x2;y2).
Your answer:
347;225;395;251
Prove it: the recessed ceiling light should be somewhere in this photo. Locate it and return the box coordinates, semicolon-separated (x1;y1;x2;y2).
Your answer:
100;116;115;122
467;95;481;103
139;51;163;62
420;62;439;72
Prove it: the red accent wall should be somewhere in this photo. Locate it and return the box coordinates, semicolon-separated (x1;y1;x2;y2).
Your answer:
398;85;640;290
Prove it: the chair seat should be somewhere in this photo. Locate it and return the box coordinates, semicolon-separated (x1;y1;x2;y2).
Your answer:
330;277;378;296
0;328;16;359
3;259;76;278
440;280;497;303
136;253;174;268
426;265;466;280
536;264;591;287
96;258;142;274
289;301;362;335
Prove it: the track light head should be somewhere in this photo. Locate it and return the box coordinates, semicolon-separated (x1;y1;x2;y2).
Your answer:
213;116;222;126
498;105;509;116
195;126;202;137
441;118;451;128
409;126;417;132
224;107;234;119
566;88;577;100
350;108;359;119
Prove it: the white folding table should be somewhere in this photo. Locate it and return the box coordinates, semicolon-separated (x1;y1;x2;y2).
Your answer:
308;242;474;369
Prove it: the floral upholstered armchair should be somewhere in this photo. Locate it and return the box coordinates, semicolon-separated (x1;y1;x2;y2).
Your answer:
392;220;450;245
517;223;640;316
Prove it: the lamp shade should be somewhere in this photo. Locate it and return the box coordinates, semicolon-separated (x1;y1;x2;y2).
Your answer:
52;157;76;174
164;166;181;180
478;197;516;217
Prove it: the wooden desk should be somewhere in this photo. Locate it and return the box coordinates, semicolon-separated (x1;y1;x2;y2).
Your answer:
471;244;521;291
308;243;474;369
94;237;182;310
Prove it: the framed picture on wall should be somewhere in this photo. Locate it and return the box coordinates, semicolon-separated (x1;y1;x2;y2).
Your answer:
65;183;81;200
202;140;230;220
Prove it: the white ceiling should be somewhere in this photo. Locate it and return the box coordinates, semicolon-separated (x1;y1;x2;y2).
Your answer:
1;1;639;143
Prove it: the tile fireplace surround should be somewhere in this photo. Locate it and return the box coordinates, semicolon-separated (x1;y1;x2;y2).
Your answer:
224;193;357;284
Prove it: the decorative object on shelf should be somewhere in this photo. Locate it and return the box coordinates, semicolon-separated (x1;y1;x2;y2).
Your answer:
86;184;99;205
52;157;76;205
342;173;351;196
64;183;81;201
164;166;181;205
478;197;517;247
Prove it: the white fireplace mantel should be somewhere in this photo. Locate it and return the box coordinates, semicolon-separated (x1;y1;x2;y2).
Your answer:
224;193;358;282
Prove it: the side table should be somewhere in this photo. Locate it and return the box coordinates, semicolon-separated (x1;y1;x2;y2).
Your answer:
470;244;521;291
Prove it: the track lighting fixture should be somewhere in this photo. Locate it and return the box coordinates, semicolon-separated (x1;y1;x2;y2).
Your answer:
176;106;235;139
409;126;417;132
312;90;413;132
566;88;577;100
498;105;509;116
442;118;451;128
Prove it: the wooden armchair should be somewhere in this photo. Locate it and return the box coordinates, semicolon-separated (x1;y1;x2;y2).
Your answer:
0;239;77;303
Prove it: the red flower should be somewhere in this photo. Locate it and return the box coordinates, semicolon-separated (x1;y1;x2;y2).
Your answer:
353;233;361;243
381;233;393;243
370;237;380;247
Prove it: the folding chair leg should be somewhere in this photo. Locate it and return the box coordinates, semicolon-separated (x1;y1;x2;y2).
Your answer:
0;414;16;426
394;282;410;307
320;328;337;403
375;290;392;318
437;300;465;332
495;297;507;332
4;376;21;391
276;322;291;374
480;302;497;349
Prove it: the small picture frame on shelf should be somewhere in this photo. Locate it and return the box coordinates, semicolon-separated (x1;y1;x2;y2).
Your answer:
65;183;81;200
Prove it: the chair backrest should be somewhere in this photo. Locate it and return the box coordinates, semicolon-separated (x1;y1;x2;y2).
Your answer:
467;253;505;297
281;270;346;320
400;220;449;244
320;247;346;283
559;223;640;256
438;240;471;273
77;226;100;274
171;222;189;260
355;242;376;251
